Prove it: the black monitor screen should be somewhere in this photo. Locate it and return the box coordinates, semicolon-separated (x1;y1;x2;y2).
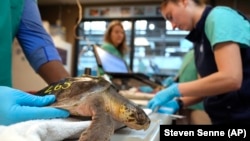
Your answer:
94;46;129;73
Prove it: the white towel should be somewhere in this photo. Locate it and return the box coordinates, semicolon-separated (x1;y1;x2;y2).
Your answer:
0;118;91;141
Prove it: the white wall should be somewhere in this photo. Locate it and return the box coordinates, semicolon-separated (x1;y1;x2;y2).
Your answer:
12;40;48;91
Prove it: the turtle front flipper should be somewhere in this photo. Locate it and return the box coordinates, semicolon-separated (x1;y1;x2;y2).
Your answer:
76;94;115;141
79;113;114;141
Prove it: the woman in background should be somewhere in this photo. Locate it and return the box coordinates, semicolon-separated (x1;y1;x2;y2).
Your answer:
98;20;130;75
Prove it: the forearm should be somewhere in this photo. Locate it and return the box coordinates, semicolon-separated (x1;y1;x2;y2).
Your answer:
37;61;70;84
180;96;203;108
179;71;241;97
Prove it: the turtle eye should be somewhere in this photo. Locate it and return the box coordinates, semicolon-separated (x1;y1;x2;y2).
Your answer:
111;84;120;92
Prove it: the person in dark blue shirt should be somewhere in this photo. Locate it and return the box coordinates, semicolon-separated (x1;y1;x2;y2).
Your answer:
148;0;250;124
0;0;70;125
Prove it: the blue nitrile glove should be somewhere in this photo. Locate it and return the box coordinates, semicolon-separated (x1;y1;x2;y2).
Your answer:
162;76;175;87
157;99;179;114
0;86;70;125
147;83;181;111
139;85;154;93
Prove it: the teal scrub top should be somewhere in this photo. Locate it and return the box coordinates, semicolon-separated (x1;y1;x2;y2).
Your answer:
178;49;204;110
102;42;123;58
205;6;250;49
0;0;24;87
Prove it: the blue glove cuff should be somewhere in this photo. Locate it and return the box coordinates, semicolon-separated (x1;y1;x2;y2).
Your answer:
147;83;181;111
176;98;183;109
169;83;181;97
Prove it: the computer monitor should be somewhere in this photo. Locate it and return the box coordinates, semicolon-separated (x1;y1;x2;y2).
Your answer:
93;45;129;73
93;45;162;89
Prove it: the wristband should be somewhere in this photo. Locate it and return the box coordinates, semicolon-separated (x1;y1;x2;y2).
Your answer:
176;98;183;109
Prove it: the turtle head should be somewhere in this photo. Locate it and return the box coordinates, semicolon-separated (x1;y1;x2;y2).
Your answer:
103;84;150;131
119;103;151;130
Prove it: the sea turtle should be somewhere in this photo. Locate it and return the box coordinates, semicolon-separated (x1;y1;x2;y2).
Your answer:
36;75;151;141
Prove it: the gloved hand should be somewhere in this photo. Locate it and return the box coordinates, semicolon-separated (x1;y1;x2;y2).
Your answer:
139;85;154;93
0;86;70;125
147;83;181;111
162;76;175;87
157;99;179;114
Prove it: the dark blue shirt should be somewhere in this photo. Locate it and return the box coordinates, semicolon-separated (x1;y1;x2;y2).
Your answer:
16;0;61;71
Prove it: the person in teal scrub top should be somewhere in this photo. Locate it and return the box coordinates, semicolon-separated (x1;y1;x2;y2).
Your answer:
163;49;211;124
98;20;130;76
148;0;250;124
0;0;70;125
